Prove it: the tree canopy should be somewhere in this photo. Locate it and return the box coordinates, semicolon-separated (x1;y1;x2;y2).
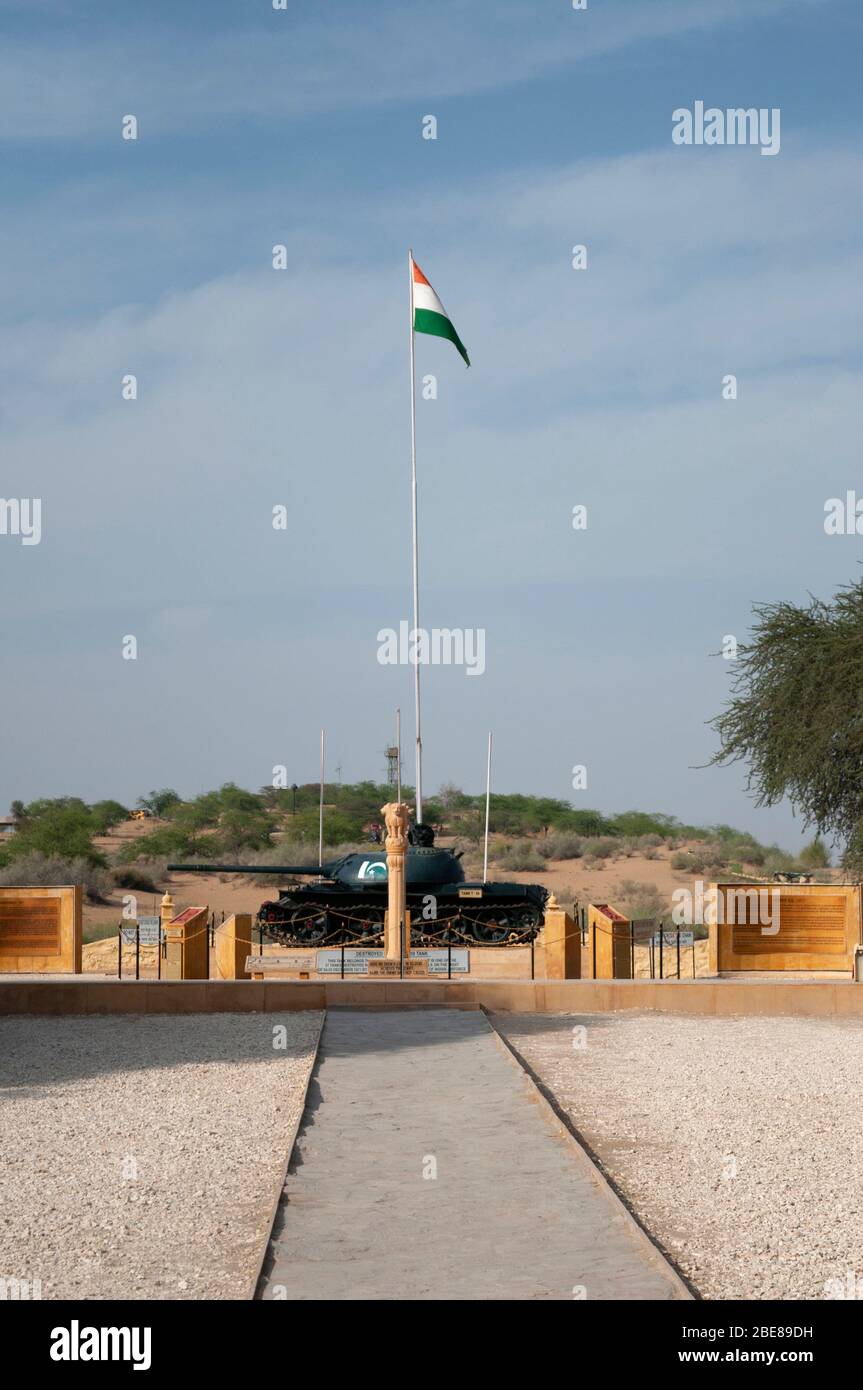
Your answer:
711;576;863;873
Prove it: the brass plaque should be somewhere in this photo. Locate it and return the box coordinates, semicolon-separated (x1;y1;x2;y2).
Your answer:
458;888;482;899
0;898;62;955
367;959;430;977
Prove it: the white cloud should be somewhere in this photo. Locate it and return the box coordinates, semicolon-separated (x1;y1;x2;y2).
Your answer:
0;0;828;140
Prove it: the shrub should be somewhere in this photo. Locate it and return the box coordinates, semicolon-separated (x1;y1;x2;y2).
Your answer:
496;841;546;872
113;866;160;894
799;836;831;869
0;852;113;903
543;833;583;861
671;851;700;872
612;880;667;921
581;837;617;861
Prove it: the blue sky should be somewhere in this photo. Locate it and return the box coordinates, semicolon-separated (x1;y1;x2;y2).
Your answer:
1;0;862;850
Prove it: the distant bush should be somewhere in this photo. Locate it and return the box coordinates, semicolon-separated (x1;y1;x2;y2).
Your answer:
113;866;160;894
671;851;700;872
581;837;618;861
542;833;583;861
496;841;546;872
612;880;667;921
0;852;113;903
116;825;212;864
764;847;795;875
799;836;831;869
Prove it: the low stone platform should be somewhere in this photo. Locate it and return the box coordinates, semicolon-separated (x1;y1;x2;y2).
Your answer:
2;976;862;1015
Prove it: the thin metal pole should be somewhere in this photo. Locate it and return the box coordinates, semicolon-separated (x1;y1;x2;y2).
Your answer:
118;925;122;980
676;927;681;981
396;707;401;804
482;730;492;881
408;250;422;823
135;925;140;981
659;923;664;980
318;728;325;867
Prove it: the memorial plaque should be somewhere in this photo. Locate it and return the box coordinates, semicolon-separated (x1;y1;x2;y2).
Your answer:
731;893;846;956
367;958;430;977
414;948;469;975
317;947;384;975
714;882;861;972
0;897;61;955
244;953;313;973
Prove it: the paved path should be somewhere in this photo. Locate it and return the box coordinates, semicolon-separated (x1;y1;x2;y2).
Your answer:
261;1010;687;1300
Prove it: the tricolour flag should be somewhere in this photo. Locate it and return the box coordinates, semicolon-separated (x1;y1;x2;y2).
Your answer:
411;256;470;367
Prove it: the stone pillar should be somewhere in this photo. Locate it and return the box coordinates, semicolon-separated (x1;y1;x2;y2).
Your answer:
381;802;411;961
541;894;581;979
160;890;180;980
215;913;253;979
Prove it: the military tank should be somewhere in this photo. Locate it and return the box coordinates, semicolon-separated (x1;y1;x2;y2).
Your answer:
169;823;548;947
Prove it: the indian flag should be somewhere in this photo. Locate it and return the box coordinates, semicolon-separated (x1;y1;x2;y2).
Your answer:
411;255;470;367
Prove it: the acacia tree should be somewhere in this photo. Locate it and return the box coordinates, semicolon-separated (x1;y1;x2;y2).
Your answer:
710;577;863;875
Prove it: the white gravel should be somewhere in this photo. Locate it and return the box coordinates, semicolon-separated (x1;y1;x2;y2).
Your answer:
495;1011;863;1300
0;1011;322;1300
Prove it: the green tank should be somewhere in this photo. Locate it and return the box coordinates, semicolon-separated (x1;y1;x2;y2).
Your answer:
169;824;548;947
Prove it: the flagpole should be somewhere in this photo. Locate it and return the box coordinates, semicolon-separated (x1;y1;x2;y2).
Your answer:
408;249;423;824
318;728;325;869
483;730;493;882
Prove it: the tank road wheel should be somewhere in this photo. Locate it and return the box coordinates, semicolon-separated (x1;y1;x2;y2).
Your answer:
516;908;542;940
291;909;329;945
471;915;509;945
355;907;384;942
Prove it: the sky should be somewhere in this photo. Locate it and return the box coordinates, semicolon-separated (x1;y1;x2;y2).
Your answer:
1;0;862;850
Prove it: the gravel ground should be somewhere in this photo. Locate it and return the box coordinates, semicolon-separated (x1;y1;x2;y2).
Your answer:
0;1012;321;1300
494;1011;863;1300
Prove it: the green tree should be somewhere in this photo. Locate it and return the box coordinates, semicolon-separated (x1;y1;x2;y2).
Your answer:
711;577;863;874
137;789;182;818
8;800;105;865
89;800;129;834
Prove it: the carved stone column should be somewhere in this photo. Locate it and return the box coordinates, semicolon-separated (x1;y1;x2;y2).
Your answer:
381;802;411;961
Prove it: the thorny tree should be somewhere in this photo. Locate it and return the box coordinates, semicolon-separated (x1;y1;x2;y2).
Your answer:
711;577;863;876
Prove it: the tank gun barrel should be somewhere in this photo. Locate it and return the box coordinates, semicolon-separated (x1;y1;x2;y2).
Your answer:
168;862;325;876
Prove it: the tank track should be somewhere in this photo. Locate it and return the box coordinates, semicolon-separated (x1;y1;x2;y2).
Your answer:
257;895;544;947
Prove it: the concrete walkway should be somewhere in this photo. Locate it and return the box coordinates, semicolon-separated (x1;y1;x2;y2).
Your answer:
260;1010;687;1300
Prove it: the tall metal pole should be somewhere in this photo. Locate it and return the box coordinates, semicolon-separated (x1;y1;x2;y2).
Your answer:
396;707;402;804
483;730;493;881
408;250;423;824
318;728;325;869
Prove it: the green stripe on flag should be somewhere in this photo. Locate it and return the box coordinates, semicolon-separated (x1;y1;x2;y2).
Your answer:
414;307;470;367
